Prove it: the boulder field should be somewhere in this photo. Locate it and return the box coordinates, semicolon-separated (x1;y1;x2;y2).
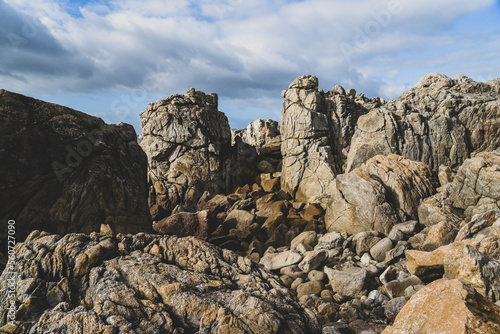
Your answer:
1;73;500;333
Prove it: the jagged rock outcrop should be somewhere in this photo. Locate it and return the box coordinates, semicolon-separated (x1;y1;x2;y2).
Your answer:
383;279;500;334
0;229;321;333
232;119;281;154
140;89;233;220
280;76;337;202
347;74;500;172
0;90;151;243
449;150;500;217
325;155;437;235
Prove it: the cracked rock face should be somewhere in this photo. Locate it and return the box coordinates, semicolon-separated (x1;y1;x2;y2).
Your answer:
0;90;151;243
280;75;337;203
0;230;320;334
325;155;437;235
347;73;500;173
140;89;233;220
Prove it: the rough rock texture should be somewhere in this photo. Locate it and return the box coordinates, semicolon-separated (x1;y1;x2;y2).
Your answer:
233;119;280;154
325;155;437;235
0;90;151;243
140;89;232;220
347;74;500;173
0;230;320;333
280;76;337;202
449;150;500;218
406;242;500;301
383;279;500;334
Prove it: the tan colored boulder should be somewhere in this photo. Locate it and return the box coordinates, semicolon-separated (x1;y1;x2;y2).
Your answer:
153;211;215;240
326;155;436;235
406;242;500;301
383;279;500;334
449;151;500;218
422;221;458;250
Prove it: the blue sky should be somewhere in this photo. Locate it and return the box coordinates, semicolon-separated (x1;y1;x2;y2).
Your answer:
1;0;499;132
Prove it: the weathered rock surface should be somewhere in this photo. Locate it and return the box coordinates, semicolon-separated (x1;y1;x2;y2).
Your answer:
383;279;500;334
0;230;320;333
406;242;500;301
140;88;232;220
347;74;500;173
280;75;337;202
0;90;152;243
449;150;500;218
326;155;436;235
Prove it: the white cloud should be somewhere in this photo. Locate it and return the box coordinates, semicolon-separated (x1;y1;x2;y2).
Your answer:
1;0;499;130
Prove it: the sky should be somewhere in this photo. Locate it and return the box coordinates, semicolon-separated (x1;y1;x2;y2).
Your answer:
1;0;499;132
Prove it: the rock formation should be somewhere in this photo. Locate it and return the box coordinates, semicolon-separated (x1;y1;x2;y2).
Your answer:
0;89;151;244
280;75;337;202
1;73;500;334
383;279;500;334
346;74;500;172
0;229;320;333
325;155;437;235
139;88;233;220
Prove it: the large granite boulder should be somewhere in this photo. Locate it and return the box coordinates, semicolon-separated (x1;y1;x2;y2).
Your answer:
0;230;320;333
325;155;437;235
140;88;232;220
347;74;500;172
0;90;151;243
383;278;500;334
449;150;500;218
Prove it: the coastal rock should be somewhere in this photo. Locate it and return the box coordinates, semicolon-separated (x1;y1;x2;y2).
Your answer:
140;89;232;220
383;279;500;334
0;90;151;243
325;155;436;235
280;75;337;203
448;151;500;218
347;74;500;172
0;230;320;333
153;210;216;240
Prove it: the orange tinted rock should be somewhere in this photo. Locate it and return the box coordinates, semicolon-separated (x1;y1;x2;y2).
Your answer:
383;279;500;334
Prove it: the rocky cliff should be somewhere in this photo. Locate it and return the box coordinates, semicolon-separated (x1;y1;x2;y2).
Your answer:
0;89;152;244
1;73;500;334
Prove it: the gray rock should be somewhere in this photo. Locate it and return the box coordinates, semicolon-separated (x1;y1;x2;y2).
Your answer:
325;266;368;298
370;238;394;262
298;250;328;272
260;250;304;271
291;231;318;250
140;89;232;220
315;232;343;250
346;74;500;173
280;75;337;203
384;296;408;322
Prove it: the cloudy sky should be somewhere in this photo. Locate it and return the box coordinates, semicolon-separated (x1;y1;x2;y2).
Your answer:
1;0;499;132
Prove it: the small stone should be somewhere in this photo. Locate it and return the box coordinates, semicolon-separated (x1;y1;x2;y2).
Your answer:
291;231;318;250
379;266;397;285
384;296;408;322
308;270;326;282
280;275;294;288
321;289;334;302
297;281;324;298
370;237;393;262
360;253;372;264
291;277;305;291
298;250;328;272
